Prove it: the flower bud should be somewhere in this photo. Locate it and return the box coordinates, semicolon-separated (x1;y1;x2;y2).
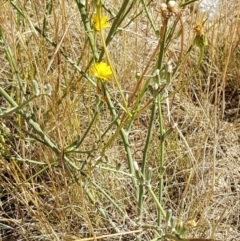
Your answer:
32;79;40;96
133;161;139;171
167;62;173;73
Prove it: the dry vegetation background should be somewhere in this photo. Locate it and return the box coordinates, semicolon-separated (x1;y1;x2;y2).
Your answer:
0;0;240;241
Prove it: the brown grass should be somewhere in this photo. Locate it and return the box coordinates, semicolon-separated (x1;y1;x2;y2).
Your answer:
0;0;240;241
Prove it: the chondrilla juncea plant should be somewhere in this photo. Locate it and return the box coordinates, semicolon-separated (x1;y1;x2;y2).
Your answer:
0;0;239;240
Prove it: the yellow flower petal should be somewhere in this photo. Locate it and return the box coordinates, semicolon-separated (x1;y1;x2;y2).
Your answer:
92;13;110;31
91;62;113;81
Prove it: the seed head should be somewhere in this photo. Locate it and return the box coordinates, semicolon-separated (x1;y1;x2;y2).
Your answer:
168;1;178;14
160;3;168;12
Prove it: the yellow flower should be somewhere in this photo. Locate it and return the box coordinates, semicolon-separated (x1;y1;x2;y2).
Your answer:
91;62;112;80
92;13;110;31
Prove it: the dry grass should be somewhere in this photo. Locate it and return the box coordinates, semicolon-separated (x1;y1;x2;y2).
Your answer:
0;0;240;241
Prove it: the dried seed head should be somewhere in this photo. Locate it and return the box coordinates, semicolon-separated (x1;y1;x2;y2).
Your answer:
160;3;168;12
167;1;178;14
194;24;204;36
160;3;170;18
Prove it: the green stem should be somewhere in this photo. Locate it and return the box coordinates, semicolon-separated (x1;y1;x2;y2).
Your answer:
75;0;99;60
86;175;125;215
0;27;29;109
0;87;60;155
42;0;53;35
34;26;96;87
96;7;130;116
99;0;133;60
164;41;204;100
0;94;46;118
140;0;158;36
102;85;138;192
137;100;157;222
147;183;166;218
157;96;165;226
157;20;168;70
